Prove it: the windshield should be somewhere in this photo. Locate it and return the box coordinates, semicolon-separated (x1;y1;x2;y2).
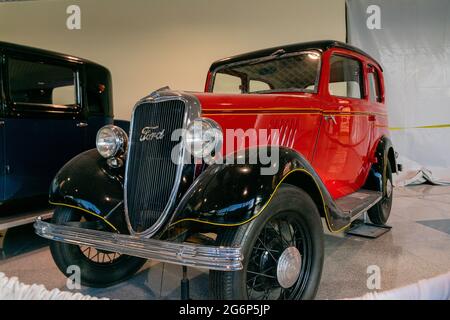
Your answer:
211;51;321;94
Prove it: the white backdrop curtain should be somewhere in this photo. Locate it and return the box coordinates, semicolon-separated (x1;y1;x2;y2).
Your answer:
346;0;450;185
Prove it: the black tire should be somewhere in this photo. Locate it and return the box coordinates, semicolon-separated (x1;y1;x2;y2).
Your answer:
210;184;324;300
368;161;393;225
49;206;147;288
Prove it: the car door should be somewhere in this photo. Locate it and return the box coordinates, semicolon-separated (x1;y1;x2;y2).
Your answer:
312;51;373;199
3;52;87;202
366;63;385;157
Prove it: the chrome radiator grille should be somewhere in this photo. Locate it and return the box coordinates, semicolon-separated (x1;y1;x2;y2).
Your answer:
125;99;185;233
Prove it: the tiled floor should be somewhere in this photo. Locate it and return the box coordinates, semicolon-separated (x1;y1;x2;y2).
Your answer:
0;185;449;300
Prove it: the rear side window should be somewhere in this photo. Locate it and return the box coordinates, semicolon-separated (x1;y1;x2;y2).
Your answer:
213;73;242;94
328;55;364;99
249;79;271;92
8;57;77;108
368;67;382;103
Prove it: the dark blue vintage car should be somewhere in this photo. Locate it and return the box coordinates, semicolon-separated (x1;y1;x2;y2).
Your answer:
0;42;114;207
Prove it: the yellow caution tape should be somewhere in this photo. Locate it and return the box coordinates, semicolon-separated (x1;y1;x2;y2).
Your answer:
389;124;450;131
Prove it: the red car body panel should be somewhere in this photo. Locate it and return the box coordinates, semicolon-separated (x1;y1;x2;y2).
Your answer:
195;46;389;200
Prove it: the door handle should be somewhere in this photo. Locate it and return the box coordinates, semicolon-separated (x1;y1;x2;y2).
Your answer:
76;122;88;128
324;115;337;125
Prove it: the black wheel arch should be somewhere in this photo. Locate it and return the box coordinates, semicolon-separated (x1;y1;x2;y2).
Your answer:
364;136;397;193
163;146;354;236
49;149;128;233
380;136;398;174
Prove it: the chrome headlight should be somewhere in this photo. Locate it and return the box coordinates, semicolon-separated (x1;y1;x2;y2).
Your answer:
184;118;222;159
96;125;128;159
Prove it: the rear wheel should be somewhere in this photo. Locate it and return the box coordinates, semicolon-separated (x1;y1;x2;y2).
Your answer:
210;184;324;300
49;206;147;288
368;161;393;225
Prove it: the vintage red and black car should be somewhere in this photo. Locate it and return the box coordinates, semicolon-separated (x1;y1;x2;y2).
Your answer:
35;40;396;300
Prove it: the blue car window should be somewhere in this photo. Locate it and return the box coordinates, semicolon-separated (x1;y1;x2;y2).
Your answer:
8;58;77;109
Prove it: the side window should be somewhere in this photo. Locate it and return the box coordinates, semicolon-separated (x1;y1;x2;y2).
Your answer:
8;57;77;109
53;85;76;106
368;68;382;103
249;79;271;92
329;55;364;99
213;73;242;93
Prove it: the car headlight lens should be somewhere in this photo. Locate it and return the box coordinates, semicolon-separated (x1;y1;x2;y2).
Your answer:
184;118;222;159
96;125;128;159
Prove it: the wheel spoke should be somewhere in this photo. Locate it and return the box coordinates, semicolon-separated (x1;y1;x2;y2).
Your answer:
79;245;121;264
268;222;289;247
247;274;258;299
252;247;280;254
247;270;277;279
246;265;276;282
286;221;295;246
262;287;273;300
91;251;99;262
280;220;294;246
280;287;291;300
256;237;278;262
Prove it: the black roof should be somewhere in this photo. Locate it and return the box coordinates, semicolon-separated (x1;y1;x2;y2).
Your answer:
209;40;381;72
0;41;105;68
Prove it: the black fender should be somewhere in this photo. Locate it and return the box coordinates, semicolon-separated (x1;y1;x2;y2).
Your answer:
364;136;397;192
49;149;126;233
377;136;397;174
165;146;354;233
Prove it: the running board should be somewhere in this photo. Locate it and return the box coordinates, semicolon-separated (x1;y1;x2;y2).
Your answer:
335;189;382;221
0;208;53;230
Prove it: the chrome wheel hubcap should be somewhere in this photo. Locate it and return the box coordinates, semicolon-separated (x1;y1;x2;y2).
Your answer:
386;179;393;198
276;246;302;288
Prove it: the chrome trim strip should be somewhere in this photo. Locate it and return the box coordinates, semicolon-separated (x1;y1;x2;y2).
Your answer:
34;218;242;271
124;89;201;238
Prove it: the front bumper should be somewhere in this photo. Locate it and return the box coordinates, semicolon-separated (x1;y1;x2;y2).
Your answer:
34;218;243;271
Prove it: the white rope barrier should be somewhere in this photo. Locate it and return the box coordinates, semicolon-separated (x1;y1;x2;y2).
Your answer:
0;272;108;300
351;271;450;300
2;270;449;300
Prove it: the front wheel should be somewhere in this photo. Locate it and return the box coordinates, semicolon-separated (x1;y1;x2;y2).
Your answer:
49;206;147;288
210;184;324;300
